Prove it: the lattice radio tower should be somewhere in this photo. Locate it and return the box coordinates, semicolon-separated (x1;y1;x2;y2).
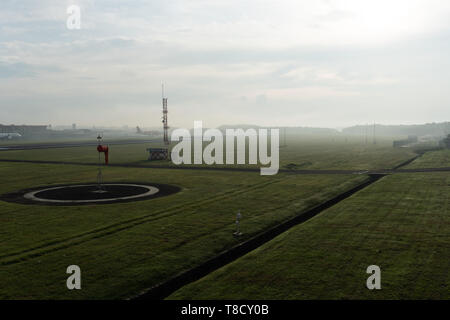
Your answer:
162;84;169;145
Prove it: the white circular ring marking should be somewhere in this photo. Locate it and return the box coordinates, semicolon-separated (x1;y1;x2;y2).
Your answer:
24;184;159;204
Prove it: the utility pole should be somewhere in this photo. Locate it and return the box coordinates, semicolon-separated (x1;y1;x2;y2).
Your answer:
365;123;368;145
162;84;169;145
280;127;287;148
373;122;376;145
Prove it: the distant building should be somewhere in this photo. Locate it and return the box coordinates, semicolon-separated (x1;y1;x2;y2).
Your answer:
407;135;418;143
0;124;49;136
439;134;450;149
137;126;161;137
146;148;169;161
393;135;418;148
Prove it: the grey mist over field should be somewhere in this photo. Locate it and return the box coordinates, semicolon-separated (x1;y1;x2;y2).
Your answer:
1;0;450;129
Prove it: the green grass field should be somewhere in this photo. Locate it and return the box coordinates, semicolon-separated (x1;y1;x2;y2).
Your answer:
169;153;450;299
0;138;446;299
0;136;416;170
405;149;450;169
0;163;367;299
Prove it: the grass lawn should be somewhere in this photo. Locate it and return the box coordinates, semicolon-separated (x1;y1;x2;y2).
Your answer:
169;172;450;299
0;137;432;299
0;161;366;299
0;136;416;171
405;149;450;169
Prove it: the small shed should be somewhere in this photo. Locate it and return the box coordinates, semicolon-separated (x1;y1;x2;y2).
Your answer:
147;148;169;161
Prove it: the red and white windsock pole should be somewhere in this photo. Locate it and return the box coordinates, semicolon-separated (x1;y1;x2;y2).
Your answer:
96;134;109;190
97;144;109;165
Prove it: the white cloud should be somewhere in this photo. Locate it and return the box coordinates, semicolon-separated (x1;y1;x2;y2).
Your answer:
1;0;450;127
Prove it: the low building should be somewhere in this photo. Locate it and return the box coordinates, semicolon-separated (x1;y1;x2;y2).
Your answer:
393;135;418;148
146;148;170;161
0;124;49;136
439;134;450;149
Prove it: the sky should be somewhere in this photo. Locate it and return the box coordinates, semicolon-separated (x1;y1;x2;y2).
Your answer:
1;0;450;129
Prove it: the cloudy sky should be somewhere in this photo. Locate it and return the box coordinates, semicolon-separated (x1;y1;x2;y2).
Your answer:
1;0;450;128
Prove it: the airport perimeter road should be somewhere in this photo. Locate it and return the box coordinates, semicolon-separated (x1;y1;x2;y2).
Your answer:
0;139;158;151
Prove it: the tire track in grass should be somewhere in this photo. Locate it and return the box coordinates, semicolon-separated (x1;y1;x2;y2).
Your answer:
0;178;283;265
314;178;398;298
125;175;359;267
399;181;447;294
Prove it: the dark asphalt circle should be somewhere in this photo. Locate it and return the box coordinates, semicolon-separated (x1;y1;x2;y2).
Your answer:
0;182;180;206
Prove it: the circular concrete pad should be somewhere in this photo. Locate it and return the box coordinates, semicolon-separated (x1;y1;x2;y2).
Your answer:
24;184;159;204
0;182;180;206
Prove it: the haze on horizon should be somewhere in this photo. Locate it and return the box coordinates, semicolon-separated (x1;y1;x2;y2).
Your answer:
1;0;450;129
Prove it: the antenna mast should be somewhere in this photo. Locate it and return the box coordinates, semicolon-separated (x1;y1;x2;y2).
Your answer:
365;123;368;145
162;84;169;145
373;122;376;145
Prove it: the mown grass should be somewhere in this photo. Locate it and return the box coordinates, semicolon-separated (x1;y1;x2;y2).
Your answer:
169;172;450;300
0;135;416;171
0;161;367;299
0;137;427;299
405;149;450;169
